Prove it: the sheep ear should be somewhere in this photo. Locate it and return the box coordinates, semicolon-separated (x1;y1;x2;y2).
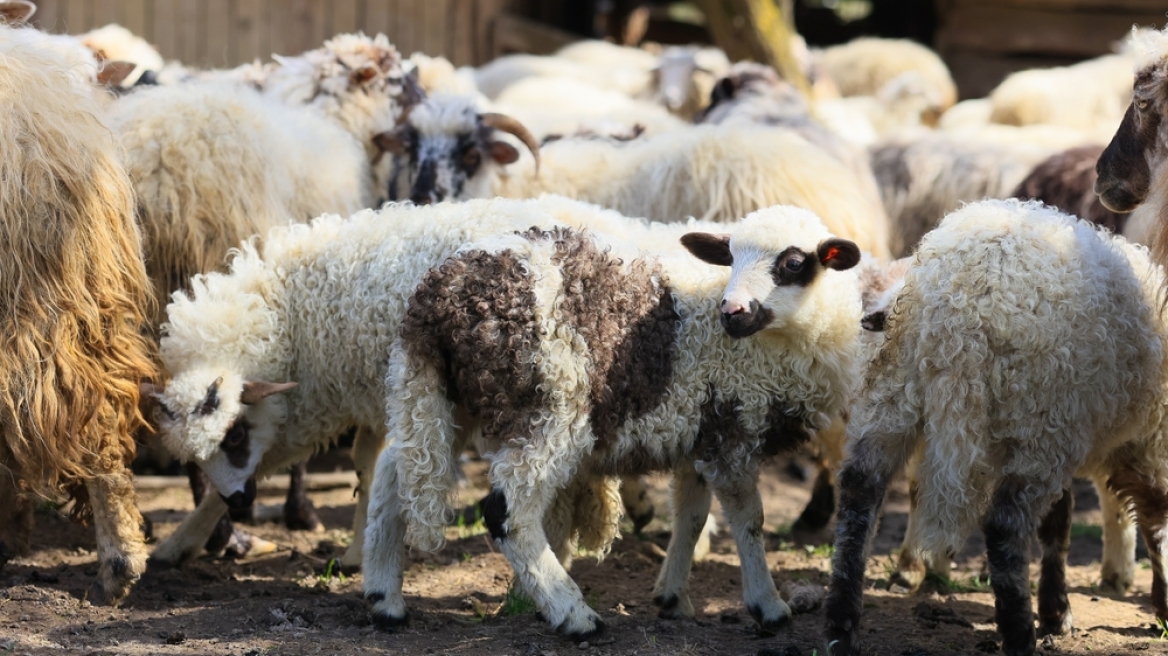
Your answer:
0;1;35;25
488;141;519;165
373;130;408;156
240;381;298;405
97;61;136;87
817;238;860;271
680;232;733;266
349;64;379;87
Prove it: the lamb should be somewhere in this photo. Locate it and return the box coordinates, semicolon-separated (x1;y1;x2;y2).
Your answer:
0;24;156;604
824;199;1168;656
989;52;1133;131
1013;145;1128;233
816;37;957;114
362;204;863;638
146;196;674;569
381;93;892;260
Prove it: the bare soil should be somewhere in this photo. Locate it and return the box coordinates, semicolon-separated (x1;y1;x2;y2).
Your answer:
2;453;1165;656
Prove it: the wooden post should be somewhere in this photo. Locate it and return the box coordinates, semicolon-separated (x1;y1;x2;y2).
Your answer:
699;0;810;97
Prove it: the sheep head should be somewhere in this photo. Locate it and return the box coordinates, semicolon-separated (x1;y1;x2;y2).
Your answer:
1097;26;1168;214
149;368;297;510
374;93;539;204
682;206;860;339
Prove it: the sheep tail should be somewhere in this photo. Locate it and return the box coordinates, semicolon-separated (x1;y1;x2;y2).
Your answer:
386;343;459;553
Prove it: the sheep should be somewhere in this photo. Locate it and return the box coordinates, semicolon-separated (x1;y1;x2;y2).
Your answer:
816;37;957;115
362;204;863;638
493;77;687;138
989;52;1133;131
146;196;675;570
0;20;135;95
474;52;652;101
1096;26;1168;266
78;23;164;86
0;24;156;604
381;93;892;260
1013;145;1128;233
824;199;1168;656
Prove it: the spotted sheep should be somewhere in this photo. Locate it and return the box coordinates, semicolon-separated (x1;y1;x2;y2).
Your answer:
825;199;1168;656
361;205;863;639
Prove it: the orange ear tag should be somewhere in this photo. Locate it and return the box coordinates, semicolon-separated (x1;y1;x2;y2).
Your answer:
825;247;839;261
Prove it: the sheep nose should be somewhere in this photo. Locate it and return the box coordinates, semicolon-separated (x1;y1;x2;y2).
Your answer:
721;299;747;315
219;477;257;510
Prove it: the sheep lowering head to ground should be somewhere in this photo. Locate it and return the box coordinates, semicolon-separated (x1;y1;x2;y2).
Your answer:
0;23;156;605
362;205;862;639
1097;26;1168;262
824;199;1168;656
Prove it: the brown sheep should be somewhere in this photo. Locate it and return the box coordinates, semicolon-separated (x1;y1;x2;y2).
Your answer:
0;24;156;605
1013;145;1128;234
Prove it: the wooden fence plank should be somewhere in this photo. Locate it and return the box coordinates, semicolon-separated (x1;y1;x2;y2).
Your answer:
33;0;60;32
332;0;359;36
92;0;121;26
364;0;392;40
151;0;175;60
307;0;328;49
204;0;231;66
62;0;91;32
397;0;421;55
234;0;269;63
122;0;147;40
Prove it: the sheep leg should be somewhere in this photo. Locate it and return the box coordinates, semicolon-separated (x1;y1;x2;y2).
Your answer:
340;426;384;571
362;444;410;629
487;482;605;640
982;474;1038;656
651;465;713;620
825;431;913;656
1095;477;1136;593
0;471;33;570
712;472;790;632
620;475;655;534
149;492;228;567
1124;479;1168;621
283;460;321;531
791;466;835;532
1036;487;1073;637
186;462;235;553
85;471;148;606
544;476;582;569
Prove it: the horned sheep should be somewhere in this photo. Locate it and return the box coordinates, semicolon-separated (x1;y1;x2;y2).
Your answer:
0;23;156;604
382;93;893;260
825;199;1168;656
362;204;863;639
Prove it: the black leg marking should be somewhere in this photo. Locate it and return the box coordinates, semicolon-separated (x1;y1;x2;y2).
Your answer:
557;616;605;641
480;488;509;541
284;461;322;531
1037;488;1072;637
792;467;835;532
983;475;1036;656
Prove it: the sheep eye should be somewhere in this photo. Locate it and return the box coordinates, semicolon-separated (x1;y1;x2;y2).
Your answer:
784;257;804;272
461;149;481;168
1137;99;1151;111
221;421;248;450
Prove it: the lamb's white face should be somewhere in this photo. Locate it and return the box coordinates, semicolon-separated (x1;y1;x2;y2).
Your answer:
153;368;295;510
681;208;860;338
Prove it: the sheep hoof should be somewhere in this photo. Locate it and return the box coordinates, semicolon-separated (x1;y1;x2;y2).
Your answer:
366;592;409;631
1099;570;1133;594
630;509;655;535
556;613;605;642
889;566;926;593
371;609;409;631
284;503;322;532
1038;611;1073;637
748;600;792;635
652;592;694;619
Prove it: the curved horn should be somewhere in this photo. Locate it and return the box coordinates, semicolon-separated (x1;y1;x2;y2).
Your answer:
480;113;540;174
240;380;298;405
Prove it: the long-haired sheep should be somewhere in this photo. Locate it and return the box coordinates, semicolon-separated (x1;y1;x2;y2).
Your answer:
362;205;863;639
380;93;892;260
147;196;663;570
824;199;1168;656
1096;27;1168;263
1013;145;1128;233
0;24;156;604
816;37;957;115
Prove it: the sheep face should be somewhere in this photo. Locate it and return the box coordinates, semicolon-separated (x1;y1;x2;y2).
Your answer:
153;368;296;510
376;94;539;204
681;208;860;338
1097;28;1168;213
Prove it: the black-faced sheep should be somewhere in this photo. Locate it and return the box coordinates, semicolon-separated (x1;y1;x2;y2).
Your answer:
824;199;1168;656
1013;145;1128;233
0;24;156;604
362;206;863;639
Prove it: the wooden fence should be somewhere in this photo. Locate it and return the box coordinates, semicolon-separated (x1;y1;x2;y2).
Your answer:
29;0;518;68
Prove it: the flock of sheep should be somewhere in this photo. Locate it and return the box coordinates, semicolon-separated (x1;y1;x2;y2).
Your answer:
3;0;1168;653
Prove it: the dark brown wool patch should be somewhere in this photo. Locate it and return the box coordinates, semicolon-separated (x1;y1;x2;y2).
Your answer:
696;390;810;464
1013;145;1129;233
543;228;680;450
400;247;544;443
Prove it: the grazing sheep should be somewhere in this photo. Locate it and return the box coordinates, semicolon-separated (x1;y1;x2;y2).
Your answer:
990;53;1133;131
382;93;892;260
816;37;957;114
824;199;1168;656
0;24;156;604
1013;145;1128;233
147;196;667;569
362;205;863;638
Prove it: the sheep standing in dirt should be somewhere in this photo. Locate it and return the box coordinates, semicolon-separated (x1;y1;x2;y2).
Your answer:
362;205;863;639
0;24;156;604
381;93;892;260
147;197;662;569
825;199;1168;656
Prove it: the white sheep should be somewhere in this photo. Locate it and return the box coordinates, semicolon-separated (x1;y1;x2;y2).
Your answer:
382;93;892;260
989;52;1133;131
824;199;1168;656
78;23;163;86
816;37;957;115
362;204;863;639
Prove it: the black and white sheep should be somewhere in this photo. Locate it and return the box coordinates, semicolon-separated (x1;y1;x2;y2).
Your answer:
824;199;1168;656
362;205;863;639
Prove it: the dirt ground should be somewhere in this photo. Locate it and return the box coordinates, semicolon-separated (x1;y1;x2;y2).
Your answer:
2;452;1166;656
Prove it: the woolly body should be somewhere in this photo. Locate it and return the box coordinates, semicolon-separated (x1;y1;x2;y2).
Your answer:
0;24;155;604
109;80;370;330
817;37;957;112
1013;145;1128;233
368;205;861;637
989;53;1133;130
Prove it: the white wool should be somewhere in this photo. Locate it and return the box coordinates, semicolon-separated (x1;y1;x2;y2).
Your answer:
493;77;686;137
817;37;957;111
474;53;652;100
989;53;1134;131
407;52;483;99
1128;24;1168;75
78;23;163;85
0;25;102;97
